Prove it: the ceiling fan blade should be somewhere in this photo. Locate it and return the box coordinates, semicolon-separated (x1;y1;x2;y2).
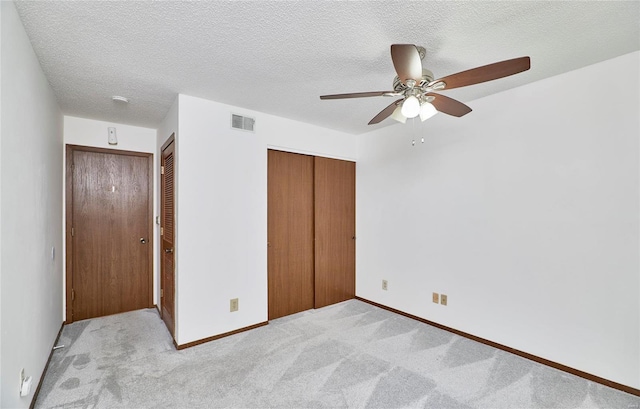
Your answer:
431;56;531;90
426;93;472;117
320;91;395;100
391;44;423;85
368;99;403;125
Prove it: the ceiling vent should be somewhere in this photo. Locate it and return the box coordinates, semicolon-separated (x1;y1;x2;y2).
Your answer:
231;114;255;132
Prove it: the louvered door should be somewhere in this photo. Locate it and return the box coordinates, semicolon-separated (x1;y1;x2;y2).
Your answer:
161;136;176;337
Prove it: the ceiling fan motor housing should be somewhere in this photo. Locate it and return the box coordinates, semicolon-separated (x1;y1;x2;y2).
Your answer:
393;69;434;92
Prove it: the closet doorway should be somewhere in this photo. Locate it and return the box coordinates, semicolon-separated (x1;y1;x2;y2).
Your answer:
267;149;355;320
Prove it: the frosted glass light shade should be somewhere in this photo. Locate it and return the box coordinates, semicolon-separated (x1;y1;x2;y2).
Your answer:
391;106;407;123
401;96;421;118
420;102;437;121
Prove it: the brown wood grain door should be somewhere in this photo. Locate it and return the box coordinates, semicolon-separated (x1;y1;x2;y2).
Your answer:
314;157;356;309
161;137;176;337
67;146;152;322
267;150;315;320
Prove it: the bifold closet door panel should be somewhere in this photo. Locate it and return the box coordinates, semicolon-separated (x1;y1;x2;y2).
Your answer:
267;150;315;320
314;156;356;309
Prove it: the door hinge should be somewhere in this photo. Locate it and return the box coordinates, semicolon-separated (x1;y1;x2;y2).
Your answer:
71;289;75;301
160;227;164;236
71;227;75;237
161;289;164;298
161;166;164;175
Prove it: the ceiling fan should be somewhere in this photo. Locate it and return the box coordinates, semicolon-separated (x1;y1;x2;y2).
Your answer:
320;44;530;125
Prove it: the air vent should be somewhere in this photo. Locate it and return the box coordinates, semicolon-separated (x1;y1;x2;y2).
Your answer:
231;114;255;132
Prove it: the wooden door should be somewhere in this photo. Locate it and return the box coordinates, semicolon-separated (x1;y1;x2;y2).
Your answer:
267;150;315;320
67;146;152;322
314;157;356;309
161;137;176;336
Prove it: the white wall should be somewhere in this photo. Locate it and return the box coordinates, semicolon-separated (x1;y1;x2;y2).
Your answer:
63;116;158;310
157;97;178;149
1;2;64;407
0;3;4;405
65;116;158;153
175;94;356;345
356;51;640;388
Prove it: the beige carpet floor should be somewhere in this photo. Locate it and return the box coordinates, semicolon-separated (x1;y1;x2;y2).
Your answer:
34;300;639;408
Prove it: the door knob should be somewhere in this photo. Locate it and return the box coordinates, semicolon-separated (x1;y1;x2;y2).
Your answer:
165;248;173;254
140;238;147;244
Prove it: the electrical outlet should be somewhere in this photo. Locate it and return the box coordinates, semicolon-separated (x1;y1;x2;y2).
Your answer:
230;298;239;312
432;292;439;304
382;280;388;291
441;294;448;306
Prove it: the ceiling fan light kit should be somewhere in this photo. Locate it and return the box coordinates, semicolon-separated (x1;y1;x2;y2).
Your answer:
401;95;421;118
419;102;437;121
320;44;531;126
391;105;407;124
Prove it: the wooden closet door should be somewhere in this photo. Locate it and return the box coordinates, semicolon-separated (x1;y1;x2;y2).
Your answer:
314;157;356;309
267;150;315;320
161;137;176;337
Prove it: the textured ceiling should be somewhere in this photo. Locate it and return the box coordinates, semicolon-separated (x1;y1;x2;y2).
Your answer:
13;1;640;135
